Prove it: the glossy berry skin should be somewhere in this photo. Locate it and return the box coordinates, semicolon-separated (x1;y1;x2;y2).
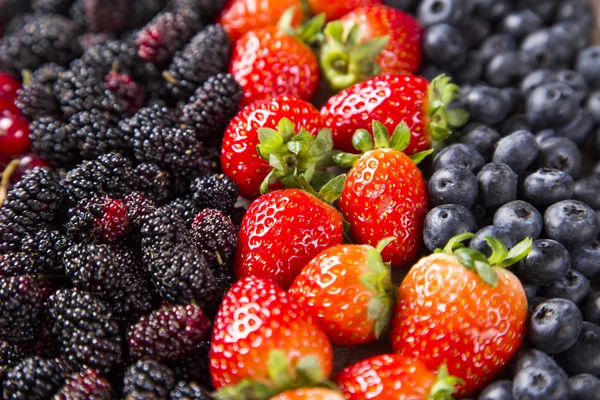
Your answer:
555;322;600;376
417;0;469;27
493;201;543;242
574;176;600;210
271;388;344;400
335;354;440;399
577;46;600;89
500;10;543;39
522;168;575;210
391;253;528;397
428;165;478;208
321;74;432;154
422;23;467;71
512;364;570;400
544;200;600;249
0;98;19;117
433;143;485;174
537;137;582;177
478;380;513;400
221;96;323;199
517;239;571;286
528;298;582;354
464;85;510;126
308;0;382;21
527;83;579;129
459;125;500;161
569;374;600;400
0;74;21;100
423;204;477;252
230;26;319;106
477;162;517;211
339;148;428;267
571;240;600;280
469;225;517;257
218;0;304;42
492;130;538;174
209;277;333;388
0;113;30;155
235;189;344;288
540;270;591;307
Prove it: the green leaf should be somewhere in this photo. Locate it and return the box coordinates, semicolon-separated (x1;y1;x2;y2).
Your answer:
344;23;361;49
259;170;276;195
409;149;434;165
293;129;313;143
269;153;285;172
295;356;325;385
430;123;453;142
352;129;374;153
257;128;284;157
360;273;379;292
350;36;389;62
268;350;293;390
343;218;354;244
474;260;498;287
324;21;344;42
455;247;488;271
302;163;316;185
277;7;297;35
366;248;386;275
441;232;476;254
372;121;390;149
318;174;346;204
376;237;396;253
485;236;509;265
428;365;462;400
213;379;276;400
498;237;533;268
446;107;470;128
308;129;334;156
298;13;326;45
286;140;303;155
278;118;296;141
333;152;360;168
389;122;411;152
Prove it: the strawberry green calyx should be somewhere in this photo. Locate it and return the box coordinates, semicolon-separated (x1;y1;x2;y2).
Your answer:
258;117;339;195
278;7;326;46
436;233;533;287
362;237;397;338
427;365;463;400
333;121;434;168
319;21;389;92
428;74;469;142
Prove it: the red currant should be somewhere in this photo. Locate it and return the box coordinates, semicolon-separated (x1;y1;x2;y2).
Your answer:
0;73;21;100
0;113;30;155
0;98;19;117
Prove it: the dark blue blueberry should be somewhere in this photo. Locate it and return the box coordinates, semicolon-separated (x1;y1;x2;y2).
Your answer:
454;51;483;84
528;298;582;354
526;83;579;129
594;161;600;176
460;125;500;161
520;69;557;97
477;162;518;211
469;225;517;257
522;168;574;210
522;282;537;301
574;177;600;210
433;143;485;173
557;0;596;29
473;0;513;21
571;240;600;280
537;137;582;177
479;33;516;63
383;0;417;11
492;130;538;174
551;21;592;51
528;1;559;23
512;364;570;400
555;70;588;103
465;86;511;126
528;296;549;315
555;322;600;377
584;293;600;327
521;29;571;70
419;64;448;82
501;88;526;115
534;129;556;146
416;0;470;27
499;114;531;137
544;200;600;248
494;201;543;242
457;17;491;49
556;110;595;146
428;165;478;208
585;90;600;125
499;10;543;40
471;203;493;229
517;239;571;286
478;380;513;400
423;204;477;252
423;24;467;71
595;130;600;157
569;374;600;400
540;270;591;307
485;51;535;88
512;348;562;377
577;46;600;89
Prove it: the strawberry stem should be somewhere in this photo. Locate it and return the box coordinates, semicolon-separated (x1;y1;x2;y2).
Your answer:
427;365;462;400
427;75;469;142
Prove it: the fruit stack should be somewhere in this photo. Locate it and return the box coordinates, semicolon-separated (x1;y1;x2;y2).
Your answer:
0;0;598;399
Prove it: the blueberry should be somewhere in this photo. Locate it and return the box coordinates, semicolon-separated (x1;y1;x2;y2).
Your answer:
477;162;518;211
584;293;600;327
460;125;500;160
555;70;588;103
494;201;543;242
433;143;485;173
465;86;511;126
596;130;600;157
555;322;600;377
454;52;483;84
512;349;561;376
501;88;526;114
469;225;517;257
551;21;592;51
492;130;538;174
499;114;531;137
569;374;600;400
521;29;571;70
423;24;467;71
428;165;478;208
528;296;548;315
485;51;535;88
512;364;570;400
537;137;582;177
557;0;596;27
416;0;469;27
480;33;516;63
526;83;580;129
473;0;513;21
457;17;491;49
571;240;600;280
520;69;557;97
556;110;594;146
423;204;477;252
594;161;600;176
577;46;600;89
528;1;559;23
544;200;600;248
522;282;537;301
585;90;600;124
419;64;448;82
471;203;492;229
478;380;513;400
573;177;600;210
522;168;574;210
517;239;570;286
499;10;543;40
528;298;582;354
540;270;591;307
534;129;556;146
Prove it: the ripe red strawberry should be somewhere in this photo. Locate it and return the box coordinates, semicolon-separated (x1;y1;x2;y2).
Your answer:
218;0;304;42
307;0;382;21
321;74;467;154
336;121;429;267
210;276;334;396
230;11;323;106
289;239;396;346
335;354;460;400
319;6;423;92
271;388;345;400
235;188;344;288
221;96;330;199
391;234;532;397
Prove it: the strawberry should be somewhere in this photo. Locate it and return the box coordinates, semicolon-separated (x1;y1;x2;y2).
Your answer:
235;186;345;288
390;234;532;397
221;95;336;199
335;354;460;400
335;121;429;267
319;6;423;91
210;277;334;398
271;388;345;400
289;238;396;346
218;0;304;42
307;0;382;21
230;10;323;106
321;74;468;154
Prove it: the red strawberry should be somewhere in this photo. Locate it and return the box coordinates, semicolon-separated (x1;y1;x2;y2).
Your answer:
218;0;304;42
235;187;345;288
391;234;532;397
289;239;396;346
210;276;334;396
321;74;467;154
230;11;323;106
307;0;382;21
319;6;423;92
221;95;332;199
335;354;460;400
336;121;429;267
272;388;344;400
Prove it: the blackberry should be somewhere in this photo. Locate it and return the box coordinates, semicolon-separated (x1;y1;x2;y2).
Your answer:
78;32;116;50
200;145;221;173
0;252;36;276
122;359;174;400
63;243;123;292
80;38;146;77
69;0;131;33
118;104;181;146
31;62;66;86
134;163;172;204
205;262;235;319
181;73;243;141
109;270;157;321
189;173;238;214
104;67;145;114
54;368;113;400
0;340;24;381
16;80;60;120
167;341;211;388
32;0;76;15
29;117;80;168
68;109;130;160
170;381;212;400
163;25;231;102
66;196;129;243
168;197;202;228
124;192;158;229
191;209;237;267
169;0;227;22
0;36;38;77
0;276;43;343
130;0;169;31
20;228;70;274
0;210;26;253
2;357;65;400
135;9;204;64
138;205;188;247
46;289;122;373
